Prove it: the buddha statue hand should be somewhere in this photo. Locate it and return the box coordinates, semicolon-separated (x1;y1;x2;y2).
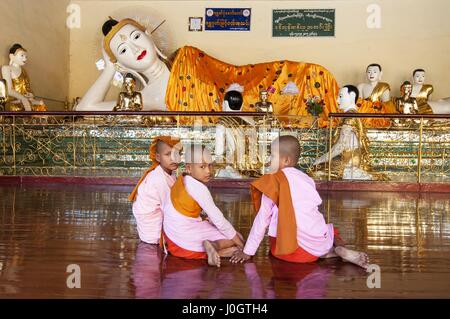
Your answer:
20;96;31;111
313;155;326;166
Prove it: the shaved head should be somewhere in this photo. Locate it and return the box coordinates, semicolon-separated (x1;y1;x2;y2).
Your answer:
274;135;300;164
184;144;214;183
156;140;169;154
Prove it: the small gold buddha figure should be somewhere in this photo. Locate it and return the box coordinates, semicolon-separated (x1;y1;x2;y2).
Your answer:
410;69;434;114
309;85;387;181
1;44;47;112
113;73;143;111
255;90;273;113
395;81;419;127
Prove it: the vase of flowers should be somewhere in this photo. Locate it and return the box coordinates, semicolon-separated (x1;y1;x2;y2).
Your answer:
305;96;325;128
306;96;324;117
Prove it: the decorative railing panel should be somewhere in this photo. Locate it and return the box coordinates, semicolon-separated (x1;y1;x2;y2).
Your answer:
0;112;449;183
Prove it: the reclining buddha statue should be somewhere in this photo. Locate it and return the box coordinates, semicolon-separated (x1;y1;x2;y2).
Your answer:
77;18;340;126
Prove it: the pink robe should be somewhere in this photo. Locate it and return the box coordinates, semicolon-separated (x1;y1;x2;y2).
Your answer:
163;175;237;252
132;165;176;244
243;167;334;257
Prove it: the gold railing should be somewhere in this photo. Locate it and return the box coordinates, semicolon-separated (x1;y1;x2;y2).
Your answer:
0;111;449;183
327;113;450;183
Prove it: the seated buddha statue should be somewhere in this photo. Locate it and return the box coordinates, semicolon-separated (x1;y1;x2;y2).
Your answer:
1;44;46;112
255;90;273;113
215;84;260;178
410;69;434;114
357;63;396;128
309;85;387;181
113;73;143;111
394;81;419;127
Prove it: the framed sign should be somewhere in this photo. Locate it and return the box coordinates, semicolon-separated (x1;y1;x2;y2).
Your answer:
272;9;335;37
205;8;251;31
189;17;203;31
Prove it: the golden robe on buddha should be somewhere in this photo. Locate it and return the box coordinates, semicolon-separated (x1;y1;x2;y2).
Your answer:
357;82;397;128
415;85;434;114
310;112;387;181
165;46;339;127
8;69;47;112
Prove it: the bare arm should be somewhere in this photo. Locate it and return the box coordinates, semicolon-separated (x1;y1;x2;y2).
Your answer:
231;195;275;263
314;141;345;165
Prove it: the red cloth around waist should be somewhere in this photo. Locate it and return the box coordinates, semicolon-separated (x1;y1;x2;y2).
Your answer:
269;228;340;263
269;237;318;263
164;233;207;260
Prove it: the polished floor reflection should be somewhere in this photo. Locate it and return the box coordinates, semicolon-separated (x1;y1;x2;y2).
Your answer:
1;184;450;298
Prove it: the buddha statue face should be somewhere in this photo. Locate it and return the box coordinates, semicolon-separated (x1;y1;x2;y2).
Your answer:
260;90;268;102
108;23;158;72
337;87;357;112
9;49;27;67
413;71;426;85
124;76;136;93
366;65;382;83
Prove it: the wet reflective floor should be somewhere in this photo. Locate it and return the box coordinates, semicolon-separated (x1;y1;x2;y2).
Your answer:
1;184;450;298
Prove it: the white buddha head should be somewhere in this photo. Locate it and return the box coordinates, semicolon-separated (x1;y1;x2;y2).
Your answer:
9;44;28;67
337;85;359;112
366;63;383;83
102;18;160;72
412;69;426;85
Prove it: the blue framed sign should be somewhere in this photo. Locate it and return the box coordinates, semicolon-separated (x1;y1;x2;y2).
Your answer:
205;8;251;31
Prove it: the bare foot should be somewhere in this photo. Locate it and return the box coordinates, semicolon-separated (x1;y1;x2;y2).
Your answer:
218;246;240;258
334;246;369;270
203;240;221;267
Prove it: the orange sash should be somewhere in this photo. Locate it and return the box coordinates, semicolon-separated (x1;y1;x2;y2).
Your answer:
250;170;298;256
170;176;202;218
128;136;181;202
